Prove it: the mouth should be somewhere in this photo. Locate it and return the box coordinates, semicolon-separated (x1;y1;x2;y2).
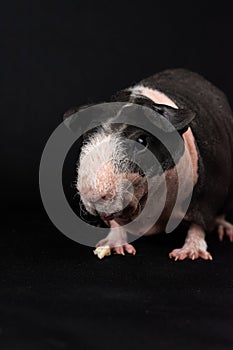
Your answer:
100;209;123;221
100;191;148;222
101;214;119;221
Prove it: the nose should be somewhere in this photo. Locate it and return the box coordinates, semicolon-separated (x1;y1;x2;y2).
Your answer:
100;193;114;201
88;191;115;205
93;191;118;214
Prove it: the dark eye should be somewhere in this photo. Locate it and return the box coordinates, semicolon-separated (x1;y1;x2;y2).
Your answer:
136;135;148;147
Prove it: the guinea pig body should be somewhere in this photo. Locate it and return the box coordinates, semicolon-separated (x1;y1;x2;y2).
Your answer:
73;69;233;260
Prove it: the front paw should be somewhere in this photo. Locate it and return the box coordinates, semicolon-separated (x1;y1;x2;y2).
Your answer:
169;247;213;261
96;239;136;256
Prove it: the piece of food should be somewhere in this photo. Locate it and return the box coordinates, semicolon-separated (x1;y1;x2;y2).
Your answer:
93;245;111;259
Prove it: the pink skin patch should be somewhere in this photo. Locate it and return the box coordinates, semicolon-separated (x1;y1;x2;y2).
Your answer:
182;128;199;185
132;86;178;109
169;223;213;261
95;163;117;200
215;215;233;242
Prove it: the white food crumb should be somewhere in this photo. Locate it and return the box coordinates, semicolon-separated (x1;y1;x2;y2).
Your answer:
93;246;111;259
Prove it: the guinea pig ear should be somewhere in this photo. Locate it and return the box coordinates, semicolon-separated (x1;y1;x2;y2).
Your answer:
63;104;94;120
63;106;81;120
62;105;88;133
152;104;196;132
63;103;100;133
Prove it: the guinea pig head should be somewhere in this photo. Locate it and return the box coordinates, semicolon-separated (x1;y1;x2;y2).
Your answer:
76;101;195;223
76;126;149;222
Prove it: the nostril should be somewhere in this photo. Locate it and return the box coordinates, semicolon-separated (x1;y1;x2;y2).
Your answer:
101;194;112;201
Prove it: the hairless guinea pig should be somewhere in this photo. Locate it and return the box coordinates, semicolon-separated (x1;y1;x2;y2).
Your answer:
64;69;233;260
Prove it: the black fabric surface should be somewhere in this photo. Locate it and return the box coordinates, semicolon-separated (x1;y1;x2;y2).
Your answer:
1;1;233;349
1;210;233;350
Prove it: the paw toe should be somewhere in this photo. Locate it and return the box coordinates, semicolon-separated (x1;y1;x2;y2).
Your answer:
198;250;213;260
124;244;136;255
114;246;125;255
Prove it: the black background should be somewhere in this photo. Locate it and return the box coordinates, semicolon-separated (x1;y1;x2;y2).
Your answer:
1;1;233;349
